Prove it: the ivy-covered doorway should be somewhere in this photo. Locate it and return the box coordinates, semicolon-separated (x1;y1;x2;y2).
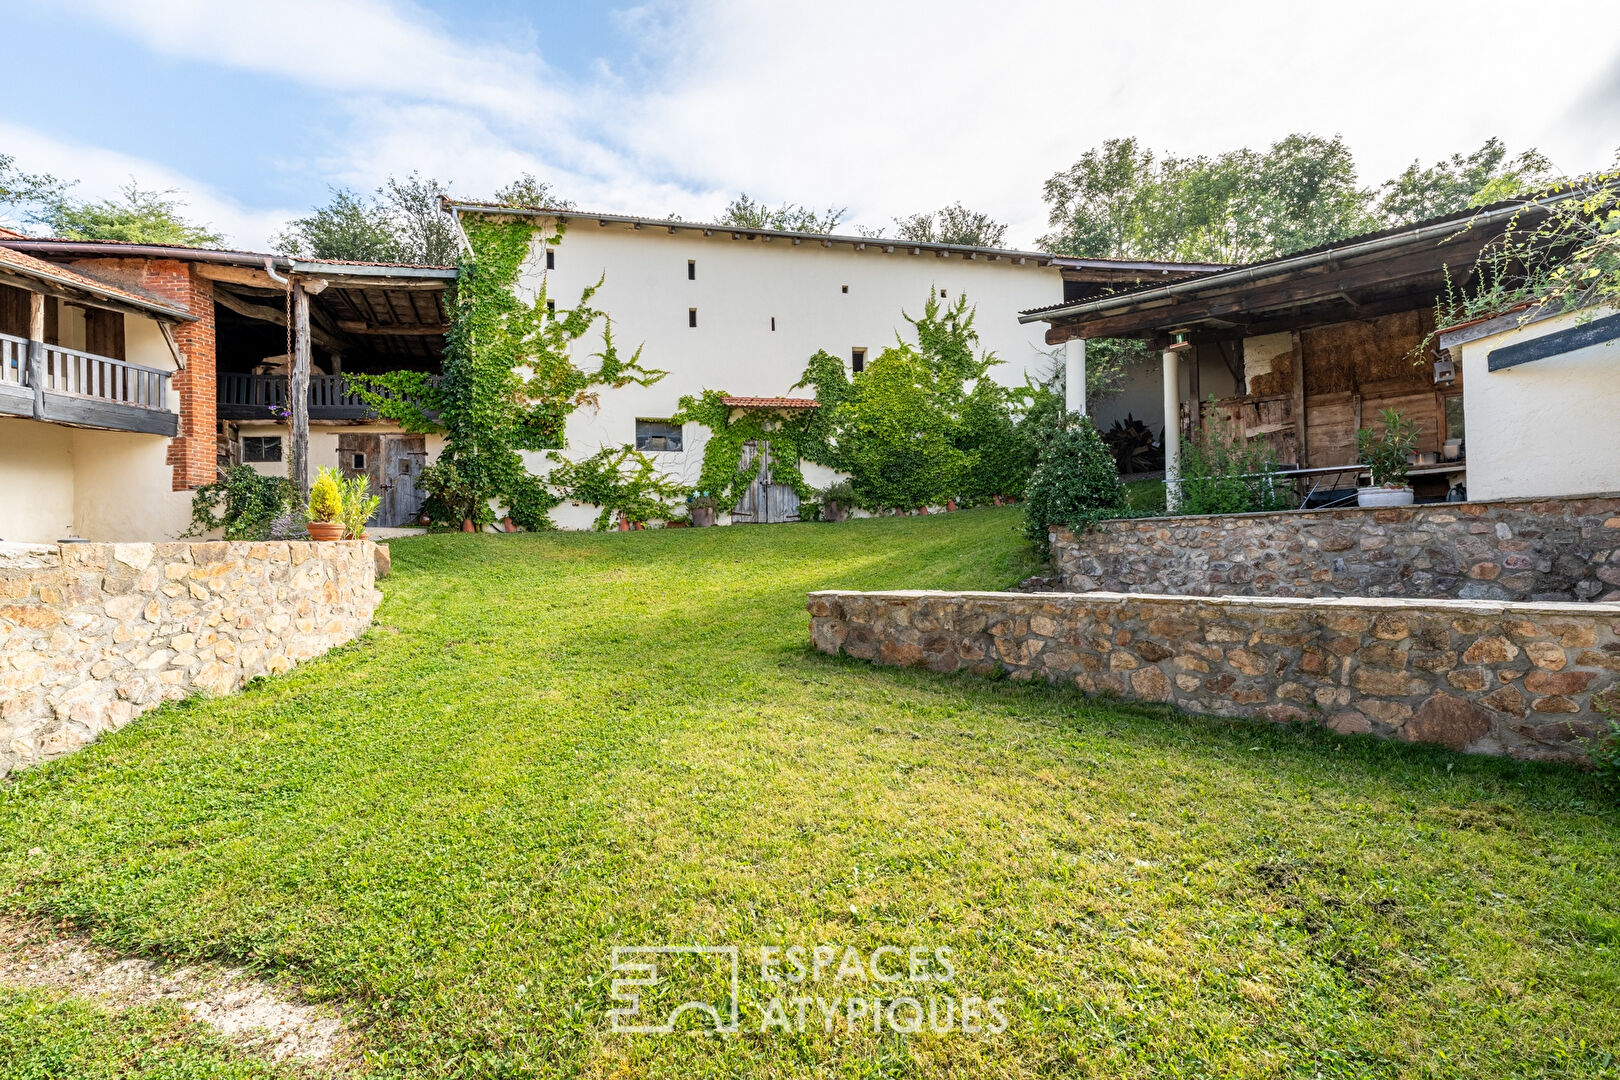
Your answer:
729;440;801;524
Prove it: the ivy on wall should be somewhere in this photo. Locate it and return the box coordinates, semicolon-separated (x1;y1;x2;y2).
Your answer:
347;215;665;528
545;445;688;530
670;390;823;513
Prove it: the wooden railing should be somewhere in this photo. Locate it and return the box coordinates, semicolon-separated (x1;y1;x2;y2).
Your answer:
0;333;172;411
217;372;433;420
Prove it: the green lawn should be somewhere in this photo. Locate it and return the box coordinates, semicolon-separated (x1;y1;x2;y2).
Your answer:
1;507;1617;1079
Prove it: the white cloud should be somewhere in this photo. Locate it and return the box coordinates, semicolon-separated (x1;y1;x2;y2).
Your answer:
0;121;295;248
29;0;1620;250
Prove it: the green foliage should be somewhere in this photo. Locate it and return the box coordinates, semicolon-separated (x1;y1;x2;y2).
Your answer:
955;377;1033;503
0;151;68;225
1592;692;1620;794
185;466;294;540
273;173;458;265
1041;134;1549;263
1177;407;1293;515
717;193;844;233
837;346;969;510
353;215;664;530
493;173;573;210
338;472;381;539
672;389;820;513
545;445;688;529
32;181;222;246
1432;164;1620;329
307;466;344;522
1378;138;1555;224
1355;407;1419;488
1022;412;1127;550
891;203;1009;247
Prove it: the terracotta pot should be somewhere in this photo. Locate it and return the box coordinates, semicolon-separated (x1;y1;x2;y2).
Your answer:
502;517;517;533
617;518;630;531
917;506;929;515
306;521;345;542
690;505;716;528
461;518;476;533
993;495;1003;506
418;513;432;526
946;499;957;512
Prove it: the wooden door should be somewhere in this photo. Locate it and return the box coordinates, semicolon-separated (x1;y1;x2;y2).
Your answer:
381;435;427;526
730;439;800;525
336;434;383;519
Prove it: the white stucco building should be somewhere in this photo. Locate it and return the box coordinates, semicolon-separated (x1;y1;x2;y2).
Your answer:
450;202;1211;527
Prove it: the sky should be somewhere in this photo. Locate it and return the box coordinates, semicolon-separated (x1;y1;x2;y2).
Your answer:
2;0;1616;251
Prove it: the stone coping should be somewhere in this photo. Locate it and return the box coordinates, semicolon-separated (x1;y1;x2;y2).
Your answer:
1075;491;1620;530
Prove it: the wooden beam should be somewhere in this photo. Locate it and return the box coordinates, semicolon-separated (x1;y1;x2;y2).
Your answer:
1289;330;1308;467
193;264;282;289
289;281;312;501
334;320;449;336
27;290;44;420
212;286;348;353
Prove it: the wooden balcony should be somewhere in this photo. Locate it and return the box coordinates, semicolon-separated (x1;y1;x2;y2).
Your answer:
0;332;177;436
217;372;435;422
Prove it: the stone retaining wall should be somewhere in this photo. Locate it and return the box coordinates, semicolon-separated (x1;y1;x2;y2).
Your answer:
0;540;382;777
808;589;1620;763
1052;495;1620;603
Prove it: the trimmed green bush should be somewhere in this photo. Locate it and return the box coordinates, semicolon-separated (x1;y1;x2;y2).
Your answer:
1022;412;1127;551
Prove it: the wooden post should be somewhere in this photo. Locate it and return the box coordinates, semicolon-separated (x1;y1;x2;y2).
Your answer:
289;280;312;500
1187;342;1201;433
1289;330;1308;468
27;291;45;420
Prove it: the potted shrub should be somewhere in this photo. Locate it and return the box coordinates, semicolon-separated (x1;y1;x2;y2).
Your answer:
817;480;855;523
338;472;381;539
1355;408;1419;508
305;467;346;540
689;494;718;528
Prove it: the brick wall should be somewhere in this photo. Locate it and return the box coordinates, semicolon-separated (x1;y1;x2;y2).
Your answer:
808;589;1620;764
1052;496;1620;604
68;257;217;490
0;539;381;777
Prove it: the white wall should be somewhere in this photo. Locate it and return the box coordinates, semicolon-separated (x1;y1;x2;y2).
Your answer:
235;421;446;482
1087;347;1243;451
505;217;1064;520
1456;307;1620;501
0;420;75;541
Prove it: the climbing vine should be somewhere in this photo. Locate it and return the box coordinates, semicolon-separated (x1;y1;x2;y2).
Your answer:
545;445;688;529
670;389;823;512
346;215;665;527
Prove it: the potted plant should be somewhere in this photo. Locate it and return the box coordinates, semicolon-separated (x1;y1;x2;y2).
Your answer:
338;472;381;539
305;467;346;540
817;480;855;523
689;494;718;528
1355;407;1419;508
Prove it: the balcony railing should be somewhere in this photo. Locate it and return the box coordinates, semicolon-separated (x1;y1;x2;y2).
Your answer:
0;332;177;436
217;372;435;421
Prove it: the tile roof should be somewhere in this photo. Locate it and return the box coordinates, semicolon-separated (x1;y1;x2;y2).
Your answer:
720;396;820;409
0;245;193;320
0;236;455;272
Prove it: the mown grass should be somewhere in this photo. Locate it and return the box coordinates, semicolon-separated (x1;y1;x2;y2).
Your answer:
0;507;1616;1078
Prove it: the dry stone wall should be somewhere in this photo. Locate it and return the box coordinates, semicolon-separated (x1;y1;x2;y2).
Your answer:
0;540;382;777
1051;496;1620;603
808;589;1620;763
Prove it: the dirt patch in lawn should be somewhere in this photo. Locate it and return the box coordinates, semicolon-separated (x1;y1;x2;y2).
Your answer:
0;915;354;1067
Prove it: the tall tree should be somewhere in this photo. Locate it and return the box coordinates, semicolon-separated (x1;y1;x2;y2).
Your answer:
1377;138;1554;224
717;193;844;233
31;181;223;246
0;152;68;228
893;203;1009;248
493;173;573;210
275;172;459;265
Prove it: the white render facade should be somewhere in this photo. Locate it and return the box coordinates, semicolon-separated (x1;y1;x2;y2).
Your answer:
462;208;1076;529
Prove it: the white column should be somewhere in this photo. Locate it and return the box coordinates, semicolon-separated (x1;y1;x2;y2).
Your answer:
1064;336;1086;416
1162;347;1181;511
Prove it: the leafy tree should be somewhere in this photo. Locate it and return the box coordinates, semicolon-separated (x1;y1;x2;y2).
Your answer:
494;173;573;210
834;346;968;510
33;181;223;246
1377;138;1555;224
0;152;67;228
893;203;1009;248
275;172;458;265
718;193;844;233
1042;134;1375;263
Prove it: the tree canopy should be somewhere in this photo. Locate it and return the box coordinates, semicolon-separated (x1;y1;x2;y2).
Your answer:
1040;134;1551;263
716;193;844;233
1;152;222;246
274;173;460;265
892;202;1009;248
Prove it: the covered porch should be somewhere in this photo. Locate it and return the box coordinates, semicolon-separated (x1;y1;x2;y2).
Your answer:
1024;202;1543;508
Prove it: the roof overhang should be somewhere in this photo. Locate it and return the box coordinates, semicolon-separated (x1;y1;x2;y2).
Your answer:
0;253;195;323
1019;197;1569;344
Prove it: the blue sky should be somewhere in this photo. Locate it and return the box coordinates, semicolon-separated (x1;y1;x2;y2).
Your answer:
3;0;1615;249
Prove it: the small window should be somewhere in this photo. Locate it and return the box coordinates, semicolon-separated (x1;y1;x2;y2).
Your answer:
1445;395;1465;443
242;435;282;463
635;419;683;452
939;288;947;298
351;453;366;470
546;299;556;315
545;249;555;270
770;316;776;331
688;260;696;280
689;308;697;328
841;284;848;294
851;347;866;373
